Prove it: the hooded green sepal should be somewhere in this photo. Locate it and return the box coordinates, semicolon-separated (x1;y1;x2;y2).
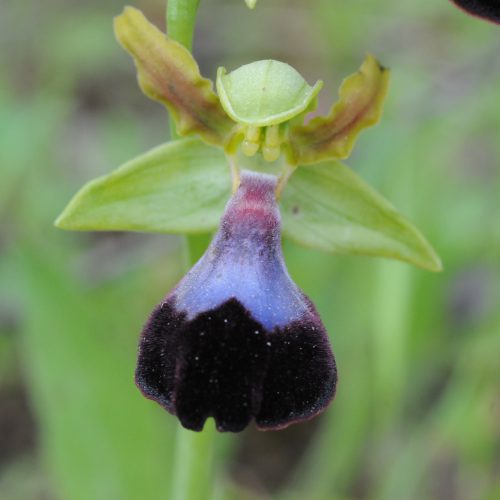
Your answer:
217;60;322;161
114;7;235;146
280;160;442;272
288;54;390;165
217;60;322;127
245;0;258;8
55;138;230;234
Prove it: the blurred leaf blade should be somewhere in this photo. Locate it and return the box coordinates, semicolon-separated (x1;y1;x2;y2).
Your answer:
55;137;230;234
13;243;176;500
281;161;442;271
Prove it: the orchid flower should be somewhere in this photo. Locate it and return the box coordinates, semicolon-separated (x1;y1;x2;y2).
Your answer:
56;7;441;432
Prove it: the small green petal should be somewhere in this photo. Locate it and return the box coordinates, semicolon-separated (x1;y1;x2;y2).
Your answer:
216;60;323;127
245;0;258;8
288;54;390;165
114;7;235;146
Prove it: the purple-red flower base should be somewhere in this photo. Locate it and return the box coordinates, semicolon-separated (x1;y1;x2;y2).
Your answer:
450;0;500;23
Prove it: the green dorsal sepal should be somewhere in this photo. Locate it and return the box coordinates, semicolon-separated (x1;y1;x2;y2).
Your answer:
216;60;322;127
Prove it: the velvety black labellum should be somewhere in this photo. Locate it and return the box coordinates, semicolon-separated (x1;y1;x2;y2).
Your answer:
136;170;337;432
450;0;500;23
136;298;336;432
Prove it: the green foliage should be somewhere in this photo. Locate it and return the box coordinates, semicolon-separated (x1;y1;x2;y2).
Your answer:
14;245;176;500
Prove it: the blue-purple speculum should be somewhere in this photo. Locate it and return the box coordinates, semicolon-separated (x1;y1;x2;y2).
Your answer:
136;171;337;432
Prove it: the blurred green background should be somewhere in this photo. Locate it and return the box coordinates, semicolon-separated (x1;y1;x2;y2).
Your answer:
1;0;499;499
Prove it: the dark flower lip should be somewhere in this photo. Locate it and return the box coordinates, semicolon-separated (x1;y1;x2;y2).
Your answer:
135;170;337;432
450;0;500;24
136;297;337;432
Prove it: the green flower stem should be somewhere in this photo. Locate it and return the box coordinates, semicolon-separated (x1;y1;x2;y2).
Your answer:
171;419;216;500
166;0;201;51
166;3;215;500
170;235;216;500
166;0;200;139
